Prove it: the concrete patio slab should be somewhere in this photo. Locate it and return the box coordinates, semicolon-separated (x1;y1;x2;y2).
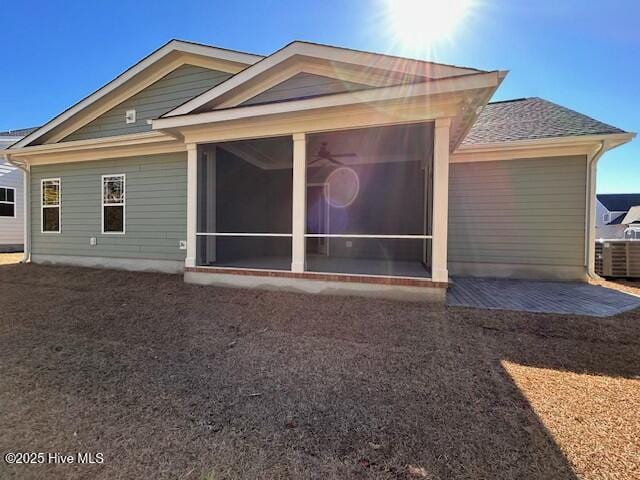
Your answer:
447;277;640;317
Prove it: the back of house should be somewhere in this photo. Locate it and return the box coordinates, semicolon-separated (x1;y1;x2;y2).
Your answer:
4;40;634;300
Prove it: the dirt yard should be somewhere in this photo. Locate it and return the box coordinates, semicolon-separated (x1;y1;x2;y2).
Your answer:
0;261;638;480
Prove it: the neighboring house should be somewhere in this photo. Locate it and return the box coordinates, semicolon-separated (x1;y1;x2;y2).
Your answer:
4;40;635;300
0;127;37;252
596;194;640;240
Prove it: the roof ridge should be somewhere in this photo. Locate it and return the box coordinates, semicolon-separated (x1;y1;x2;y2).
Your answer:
487;97;530;105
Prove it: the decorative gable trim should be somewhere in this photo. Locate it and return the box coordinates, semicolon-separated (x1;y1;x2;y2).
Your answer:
162;41;485;117
13;40;263;148
153;71;503;132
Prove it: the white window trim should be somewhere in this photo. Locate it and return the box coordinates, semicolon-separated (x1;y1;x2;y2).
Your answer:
624;227;640;240
41;178;61;233
0;186;16;218
101;174;126;235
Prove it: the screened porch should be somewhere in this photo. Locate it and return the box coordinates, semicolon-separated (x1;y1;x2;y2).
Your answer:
195;122;437;280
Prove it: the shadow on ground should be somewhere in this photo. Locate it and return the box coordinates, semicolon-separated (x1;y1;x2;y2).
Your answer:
0;263;637;479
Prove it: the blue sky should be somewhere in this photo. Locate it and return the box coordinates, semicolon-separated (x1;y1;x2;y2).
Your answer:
1;0;637;192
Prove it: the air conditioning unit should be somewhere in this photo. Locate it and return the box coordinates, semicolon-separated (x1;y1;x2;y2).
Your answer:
595;241;640;278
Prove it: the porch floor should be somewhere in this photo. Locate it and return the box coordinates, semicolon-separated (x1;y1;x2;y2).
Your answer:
447;276;640;317
202;255;431;278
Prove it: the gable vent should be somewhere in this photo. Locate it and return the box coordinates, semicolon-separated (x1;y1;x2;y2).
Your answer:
125;109;136;124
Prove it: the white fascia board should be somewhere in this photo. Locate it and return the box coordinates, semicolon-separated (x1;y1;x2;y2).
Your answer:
451;132;636;163
153;71;502;130
6;131;175;157
12;40;263;149
163;41;486;117
456;132;636;153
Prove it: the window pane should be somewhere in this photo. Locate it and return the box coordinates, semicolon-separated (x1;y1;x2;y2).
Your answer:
0;188;6;202
104;206;124;232
198;138;293;235
103;176;124;204
0;203;14;217
6;188;14;203
306;125;429;236
42;181;60;205
43;207;60;231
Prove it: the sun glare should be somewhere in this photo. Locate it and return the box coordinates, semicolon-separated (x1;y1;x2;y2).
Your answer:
386;0;474;49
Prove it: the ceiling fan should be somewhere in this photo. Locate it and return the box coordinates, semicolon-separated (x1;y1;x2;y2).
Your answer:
308;141;357;166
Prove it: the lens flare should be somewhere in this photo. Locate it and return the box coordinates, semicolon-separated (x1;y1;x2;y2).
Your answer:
384;0;475;49
324;167;360;208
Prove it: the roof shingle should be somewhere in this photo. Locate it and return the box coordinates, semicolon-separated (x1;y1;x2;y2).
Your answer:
0;126;39;137
597;193;640;212
462;97;626;146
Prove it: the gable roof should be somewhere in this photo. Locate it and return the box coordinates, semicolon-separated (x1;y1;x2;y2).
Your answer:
462;97;627;146
12;40;263;149
162;40;487;117
621;206;640;225
597;193;640;212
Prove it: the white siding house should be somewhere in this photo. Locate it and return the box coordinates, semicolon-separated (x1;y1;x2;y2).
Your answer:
596;194;640;240
0;128;36;252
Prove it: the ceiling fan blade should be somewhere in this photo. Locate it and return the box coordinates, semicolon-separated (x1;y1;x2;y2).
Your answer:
327;156;344;165
331;153;357;158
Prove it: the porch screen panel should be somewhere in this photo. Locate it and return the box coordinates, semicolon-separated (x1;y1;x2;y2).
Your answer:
196;137;293;270
305;123;433;278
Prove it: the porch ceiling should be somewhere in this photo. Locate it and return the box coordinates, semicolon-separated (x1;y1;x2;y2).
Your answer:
205;123;434;170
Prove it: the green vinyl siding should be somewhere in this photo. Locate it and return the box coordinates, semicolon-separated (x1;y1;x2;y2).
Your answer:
31;153;187;261
63;65;232;142
448;155;587;267
241;72;368;106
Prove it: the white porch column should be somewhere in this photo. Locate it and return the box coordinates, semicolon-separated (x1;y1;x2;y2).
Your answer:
186;143;198;268
431;118;451;283
291;132;307;272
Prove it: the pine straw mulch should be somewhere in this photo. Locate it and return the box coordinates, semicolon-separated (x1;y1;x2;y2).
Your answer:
591;277;640;298
0;263;638;480
0;253;23;265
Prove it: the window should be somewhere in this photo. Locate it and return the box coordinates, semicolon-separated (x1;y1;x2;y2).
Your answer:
603;212;611;224
102;174;125;234
41;178;61;232
625;228;640;240
0;187;16;217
